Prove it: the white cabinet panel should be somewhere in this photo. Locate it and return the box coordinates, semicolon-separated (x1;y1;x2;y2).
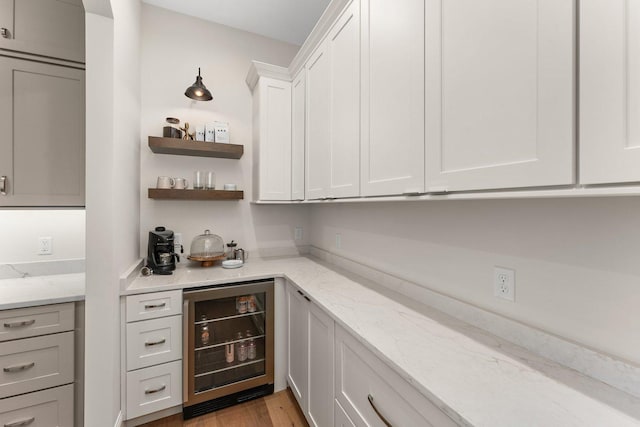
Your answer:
126;315;182;371
580;0;640;184
126;290;182;322
256;78;293;200
286;284;308;411
307;303;334;427
0;384;74;427
425;0;574;192
335;326;456;427
335;399;356;427
125;360;182;420
292;70;306;201
361;0;425;196
306;42;331;200
328;0;360;198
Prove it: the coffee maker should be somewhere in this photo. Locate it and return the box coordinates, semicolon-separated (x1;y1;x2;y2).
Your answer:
147;226;179;275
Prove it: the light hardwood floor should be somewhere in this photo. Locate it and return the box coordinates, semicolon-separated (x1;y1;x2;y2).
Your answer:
140;389;309;427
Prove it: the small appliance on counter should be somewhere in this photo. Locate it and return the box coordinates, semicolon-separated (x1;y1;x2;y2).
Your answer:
147;226;180;275
188;229;226;267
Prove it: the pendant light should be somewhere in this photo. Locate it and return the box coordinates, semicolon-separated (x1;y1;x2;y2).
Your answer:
185;67;213;101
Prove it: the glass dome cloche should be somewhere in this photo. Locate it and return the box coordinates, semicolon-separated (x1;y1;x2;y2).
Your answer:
187;229;226;267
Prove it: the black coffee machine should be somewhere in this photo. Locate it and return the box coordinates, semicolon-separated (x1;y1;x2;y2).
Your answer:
147;226;180;275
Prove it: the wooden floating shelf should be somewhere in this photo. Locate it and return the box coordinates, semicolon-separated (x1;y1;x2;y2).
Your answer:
148;136;244;159
148;188;244;200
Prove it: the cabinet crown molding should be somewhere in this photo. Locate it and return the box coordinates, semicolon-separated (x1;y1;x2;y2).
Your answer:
245;61;291;90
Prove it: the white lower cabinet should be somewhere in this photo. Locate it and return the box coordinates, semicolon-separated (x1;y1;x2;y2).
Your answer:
335;399;356;427
285;283;334;427
335;325;457;427
126;360;182;420
0;383;74;427
124;291;182;420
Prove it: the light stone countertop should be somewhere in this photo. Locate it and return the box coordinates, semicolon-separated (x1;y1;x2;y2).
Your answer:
125;256;640;426
0;272;85;310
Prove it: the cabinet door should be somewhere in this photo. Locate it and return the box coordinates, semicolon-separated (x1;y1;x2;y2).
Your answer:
292;70;306;201
580;0;640;185
335;399;356;427
0;0;85;63
361;0;425;196
286;284;308;412
306;42;331;200
425;0;574;192
0;57;85;206
328;0;361;198
307;302;334;427
257;77;292;200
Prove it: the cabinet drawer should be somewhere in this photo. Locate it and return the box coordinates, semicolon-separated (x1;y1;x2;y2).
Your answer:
0;384;74;427
127;315;182;371
0;303;74;342
0;332;74;399
335;326;456;427
126;360;182;420
126;291;182;322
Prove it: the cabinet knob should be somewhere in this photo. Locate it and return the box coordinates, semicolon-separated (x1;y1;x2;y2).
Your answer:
0;28;9;39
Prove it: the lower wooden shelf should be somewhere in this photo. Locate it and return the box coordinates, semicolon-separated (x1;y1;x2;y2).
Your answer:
148;188;244;200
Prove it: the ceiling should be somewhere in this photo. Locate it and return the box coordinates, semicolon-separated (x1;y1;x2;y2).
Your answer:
142;0;331;46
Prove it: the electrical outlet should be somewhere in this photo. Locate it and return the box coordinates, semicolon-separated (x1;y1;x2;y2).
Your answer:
38;237;53;255
335;233;342;249
494;267;515;302
294;227;303;241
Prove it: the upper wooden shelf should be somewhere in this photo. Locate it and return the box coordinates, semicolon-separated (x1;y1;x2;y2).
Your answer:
148;136;244;159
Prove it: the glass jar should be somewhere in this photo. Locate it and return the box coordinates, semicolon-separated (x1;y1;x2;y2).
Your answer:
189;229;225;258
236;332;247;362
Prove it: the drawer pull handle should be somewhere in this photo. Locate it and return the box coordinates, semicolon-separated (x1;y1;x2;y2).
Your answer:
4;319;35;328
3;362;35;373
145;338;166;347
0;176;7;195
296;290;304;296
303;296;311;302
368;394;393;427
145;384;166;395
4;417;35;427
144;302;166;310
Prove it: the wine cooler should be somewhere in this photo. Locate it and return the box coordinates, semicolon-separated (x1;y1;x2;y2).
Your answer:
182;280;274;419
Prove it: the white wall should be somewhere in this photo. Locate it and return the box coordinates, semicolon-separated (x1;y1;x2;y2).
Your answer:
0;210;85;263
84;0;141;425
309;198;640;364
140;4;309;257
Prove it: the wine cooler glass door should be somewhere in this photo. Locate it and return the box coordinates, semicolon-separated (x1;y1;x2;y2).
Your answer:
184;281;274;406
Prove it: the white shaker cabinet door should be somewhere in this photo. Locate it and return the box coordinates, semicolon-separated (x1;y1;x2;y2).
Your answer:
307;302;334;427
256;77;292;201
328;0;361;198
305;42;331;200
425;0;574;192
580;0;640;185
286;284;308;412
361;0;425;196
292;70;306;201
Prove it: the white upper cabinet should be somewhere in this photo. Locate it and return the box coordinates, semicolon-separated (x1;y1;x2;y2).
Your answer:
425;0;575;192
305;42;331;200
360;0;425;196
306;0;361;200
580;0;640;185
252;75;292;201
327;0;361;198
292;70;306;201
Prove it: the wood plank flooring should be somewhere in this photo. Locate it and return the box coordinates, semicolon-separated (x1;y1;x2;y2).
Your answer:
140;389;309;427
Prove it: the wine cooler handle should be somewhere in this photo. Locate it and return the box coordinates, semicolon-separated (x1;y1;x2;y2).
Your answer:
183;299;189;404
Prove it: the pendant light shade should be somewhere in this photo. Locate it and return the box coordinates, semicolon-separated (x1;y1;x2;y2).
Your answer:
185;67;213;101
